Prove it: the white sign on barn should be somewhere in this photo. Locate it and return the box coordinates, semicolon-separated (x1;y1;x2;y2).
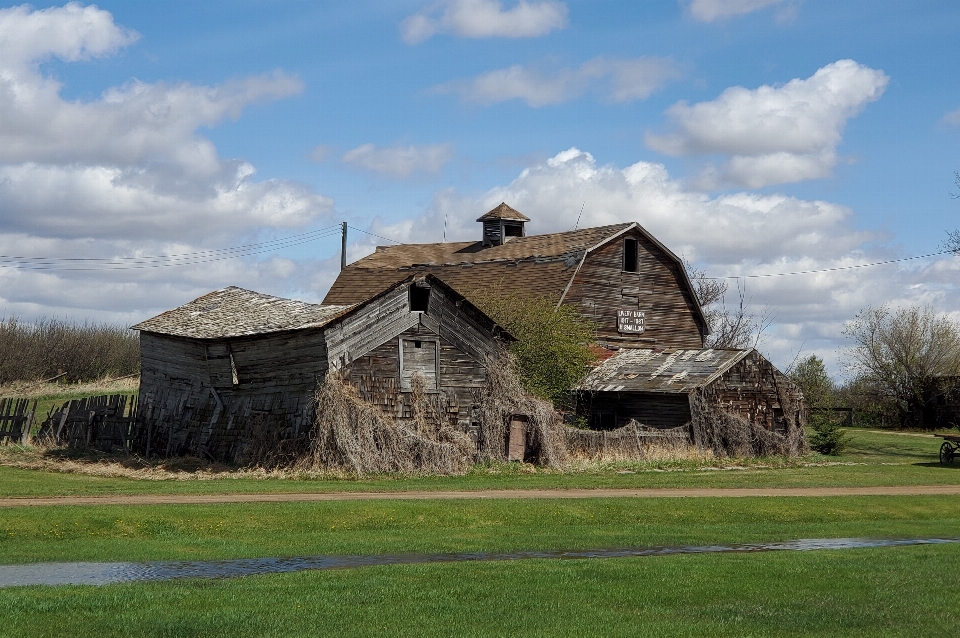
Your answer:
617;309;645;334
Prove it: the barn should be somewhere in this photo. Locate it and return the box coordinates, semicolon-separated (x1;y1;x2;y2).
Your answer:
324;203;711;349
323;203;806;450
132;274;510;461
574;347;805;445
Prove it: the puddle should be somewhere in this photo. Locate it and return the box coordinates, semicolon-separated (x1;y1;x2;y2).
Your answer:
2;537;957;588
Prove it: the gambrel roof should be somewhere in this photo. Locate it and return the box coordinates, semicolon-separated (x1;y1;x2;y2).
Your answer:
323;221;710;334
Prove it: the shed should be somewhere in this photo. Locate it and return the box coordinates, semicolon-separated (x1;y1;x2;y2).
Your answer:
574;347;805;437
131;274;510;461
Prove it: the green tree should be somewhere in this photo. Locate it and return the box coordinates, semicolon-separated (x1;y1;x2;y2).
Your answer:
789;354;848;454
471;291;596;408
843;305;960;429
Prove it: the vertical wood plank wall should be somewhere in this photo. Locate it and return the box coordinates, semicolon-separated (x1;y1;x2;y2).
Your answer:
137;330;328;461
565;230;705;348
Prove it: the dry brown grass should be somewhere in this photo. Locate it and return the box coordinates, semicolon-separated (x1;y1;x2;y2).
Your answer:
0;375;139;400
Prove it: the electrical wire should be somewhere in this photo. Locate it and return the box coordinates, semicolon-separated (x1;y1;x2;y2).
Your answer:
706;250;954;280
347;225;403;245
0;225;342;271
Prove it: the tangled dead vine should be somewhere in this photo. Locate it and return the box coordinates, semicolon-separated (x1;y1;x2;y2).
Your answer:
298;371;474;476
690;392;808;457
290;355;807;476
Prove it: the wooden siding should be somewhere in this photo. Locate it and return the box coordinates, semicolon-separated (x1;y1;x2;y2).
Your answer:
704;350;803;434
565;229;706;348
346;324;487;430
136;330;327;461
575;350;804;435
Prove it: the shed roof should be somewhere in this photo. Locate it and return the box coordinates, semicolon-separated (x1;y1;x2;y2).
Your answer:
476;202;530;222
132;287;353;339
575;348;753;394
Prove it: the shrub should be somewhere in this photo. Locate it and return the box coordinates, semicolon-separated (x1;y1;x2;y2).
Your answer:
0;316;139;384
470;290;596;408
808;411;850;455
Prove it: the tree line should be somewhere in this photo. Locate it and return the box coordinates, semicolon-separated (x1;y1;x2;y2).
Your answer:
0;316;139;385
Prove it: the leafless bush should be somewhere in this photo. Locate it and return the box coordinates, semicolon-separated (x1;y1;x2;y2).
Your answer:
0;316;139;384
298;372;475;476
561;422;690;461
690;393;807;457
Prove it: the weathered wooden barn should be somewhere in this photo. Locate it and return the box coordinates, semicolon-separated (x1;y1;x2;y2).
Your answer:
574;347;805;436
324;203;710;349
132;274;510;461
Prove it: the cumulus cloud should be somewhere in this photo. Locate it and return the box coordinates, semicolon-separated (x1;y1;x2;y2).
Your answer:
401;0;567;44
0;2;139;68
341;143;455;178
646;60;889;188
435;56;683;107
0;4;334;323
685;0;792;22
370;147;959;374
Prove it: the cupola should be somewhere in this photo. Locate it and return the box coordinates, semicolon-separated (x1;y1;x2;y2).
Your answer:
477;203;529;247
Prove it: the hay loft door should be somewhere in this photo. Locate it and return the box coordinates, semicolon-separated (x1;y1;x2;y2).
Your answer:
399;337;439;391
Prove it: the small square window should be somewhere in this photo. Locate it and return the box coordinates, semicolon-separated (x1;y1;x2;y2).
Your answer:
414;340;422;348
409;285;430;312
623;238;639;272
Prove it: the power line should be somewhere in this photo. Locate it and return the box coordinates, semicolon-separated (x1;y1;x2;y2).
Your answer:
347;225;402;245
706;250;955;280
0;226;342;271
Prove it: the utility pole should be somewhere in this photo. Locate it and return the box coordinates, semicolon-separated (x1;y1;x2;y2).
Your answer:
340;221;347;271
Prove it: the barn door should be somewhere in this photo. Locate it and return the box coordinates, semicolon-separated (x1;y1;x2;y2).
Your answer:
399;338;439;391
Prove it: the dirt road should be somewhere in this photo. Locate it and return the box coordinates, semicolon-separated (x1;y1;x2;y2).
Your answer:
3;484;960;507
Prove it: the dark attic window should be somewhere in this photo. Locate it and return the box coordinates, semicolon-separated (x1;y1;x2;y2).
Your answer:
623;238;639;273
410;285;430;312
504;222;523;238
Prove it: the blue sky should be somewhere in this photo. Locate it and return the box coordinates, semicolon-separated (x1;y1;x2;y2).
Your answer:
1;0;959;375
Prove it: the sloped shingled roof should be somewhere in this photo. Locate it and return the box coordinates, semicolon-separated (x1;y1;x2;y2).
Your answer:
476;202;530;222
324;223;632;305
575;348;752;394
132;287;353;339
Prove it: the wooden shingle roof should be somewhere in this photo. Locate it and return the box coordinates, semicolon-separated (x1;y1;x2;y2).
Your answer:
324;223;632;305
476;202;530;222
132;287;353;339
575;348;753;394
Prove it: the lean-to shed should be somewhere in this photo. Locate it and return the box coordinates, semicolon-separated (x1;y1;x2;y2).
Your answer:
574;347;805;437
132;274;510;461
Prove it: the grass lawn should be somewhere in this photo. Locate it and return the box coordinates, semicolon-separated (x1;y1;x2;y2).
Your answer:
3;544;958;637
1;427;957;498
2;495;958;564
2;429;957;636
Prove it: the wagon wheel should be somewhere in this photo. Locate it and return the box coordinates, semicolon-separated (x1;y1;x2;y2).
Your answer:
940;442;956;466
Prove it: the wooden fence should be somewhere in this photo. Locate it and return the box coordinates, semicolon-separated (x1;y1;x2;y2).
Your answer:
0;398;37;445
35;394;138;452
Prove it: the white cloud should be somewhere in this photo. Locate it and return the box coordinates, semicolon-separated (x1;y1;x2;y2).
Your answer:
372;148;959;375
401;0;567;44
0;4;335;324
435;56;683;107
0;2;139;69
341;143;454;178
646;60;888;188
943;106;960;126
685;0;791;22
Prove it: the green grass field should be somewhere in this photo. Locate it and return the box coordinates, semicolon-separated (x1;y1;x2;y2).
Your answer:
1;428;957;498
3;545;958;637
1;428;958;636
